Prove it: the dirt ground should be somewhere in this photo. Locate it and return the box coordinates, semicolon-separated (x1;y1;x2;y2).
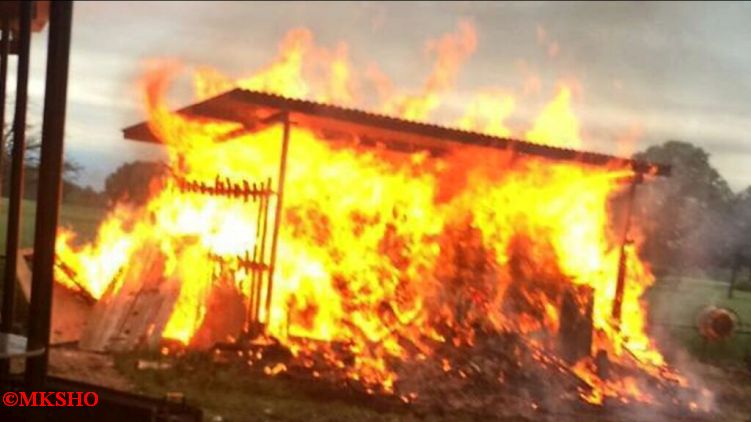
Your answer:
47;347;135;391
10;346;133;392
693;362;751;422
11;345;745;422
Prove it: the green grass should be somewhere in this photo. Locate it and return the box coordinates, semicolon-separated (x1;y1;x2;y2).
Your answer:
646;276;751;362
0;198;107;332
0;198;107;252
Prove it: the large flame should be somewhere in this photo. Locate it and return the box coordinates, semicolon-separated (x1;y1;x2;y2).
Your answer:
57;23;684;405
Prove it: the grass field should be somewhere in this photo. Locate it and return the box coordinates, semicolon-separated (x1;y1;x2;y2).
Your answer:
647;276;751;362
0;198;107;253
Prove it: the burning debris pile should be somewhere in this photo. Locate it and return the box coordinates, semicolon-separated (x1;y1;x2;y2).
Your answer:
52;23;713;417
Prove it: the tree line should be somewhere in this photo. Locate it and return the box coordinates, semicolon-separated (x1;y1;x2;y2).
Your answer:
634;141;750;277
0;127;101;206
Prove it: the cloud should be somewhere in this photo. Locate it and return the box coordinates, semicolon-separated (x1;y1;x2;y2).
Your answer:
13;1;747;191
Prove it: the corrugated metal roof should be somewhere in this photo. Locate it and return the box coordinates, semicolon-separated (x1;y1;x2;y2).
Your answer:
122;89;669;176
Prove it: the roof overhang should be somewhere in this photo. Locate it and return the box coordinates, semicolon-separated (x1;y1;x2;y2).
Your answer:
122;89;670;176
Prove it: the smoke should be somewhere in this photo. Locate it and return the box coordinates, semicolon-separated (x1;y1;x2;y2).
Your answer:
632;141;744;278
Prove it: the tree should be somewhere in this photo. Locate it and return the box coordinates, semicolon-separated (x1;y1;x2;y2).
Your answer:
633;141;736;275
1;125;89;203
61;181;105;207
104;160;168;206
729;186;751;252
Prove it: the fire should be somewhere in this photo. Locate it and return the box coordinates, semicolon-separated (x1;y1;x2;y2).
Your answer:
524;85;582;148
55;207;136;299
57;23;686;406
457;91;515;137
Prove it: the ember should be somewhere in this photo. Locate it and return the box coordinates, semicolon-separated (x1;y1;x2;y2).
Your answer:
54;22;708;414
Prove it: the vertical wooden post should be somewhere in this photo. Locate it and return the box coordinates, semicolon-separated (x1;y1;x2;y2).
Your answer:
25;0;73;389
0;15;9;196
246;177;271;335
612;173;642;326
0;0;32;378
559;285;594;363
264;113;290;327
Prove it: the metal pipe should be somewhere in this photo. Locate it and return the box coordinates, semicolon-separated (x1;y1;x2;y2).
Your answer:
612;173;642;325
264;113;291;326
0;0;32;379
25;0;74;389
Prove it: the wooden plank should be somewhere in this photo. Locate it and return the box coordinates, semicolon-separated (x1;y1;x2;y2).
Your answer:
189;276;246;349
144;276;181;350
79;244;179;352
16;249;93;344
16;248;32;299
558;285;594;363
111;278;171;351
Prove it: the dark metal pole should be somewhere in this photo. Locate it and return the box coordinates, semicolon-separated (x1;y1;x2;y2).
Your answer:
264;113;290;326
0;16;10;201
0;0;32;378
612;174;642;325
25;0;74;389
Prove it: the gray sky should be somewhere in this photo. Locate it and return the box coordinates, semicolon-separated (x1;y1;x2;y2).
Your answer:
13;1;751;191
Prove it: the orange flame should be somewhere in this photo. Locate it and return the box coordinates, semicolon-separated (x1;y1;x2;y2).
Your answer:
57;23;683;404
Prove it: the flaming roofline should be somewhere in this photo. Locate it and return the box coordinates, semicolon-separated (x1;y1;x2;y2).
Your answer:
122;88;670;176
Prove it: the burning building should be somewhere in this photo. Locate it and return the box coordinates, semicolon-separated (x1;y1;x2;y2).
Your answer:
51;25;713;419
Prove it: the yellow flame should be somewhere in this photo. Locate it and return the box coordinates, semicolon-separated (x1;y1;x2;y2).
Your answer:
56;23;677;403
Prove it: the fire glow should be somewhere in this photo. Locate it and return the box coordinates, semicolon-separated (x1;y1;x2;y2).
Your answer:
56;23;688;406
